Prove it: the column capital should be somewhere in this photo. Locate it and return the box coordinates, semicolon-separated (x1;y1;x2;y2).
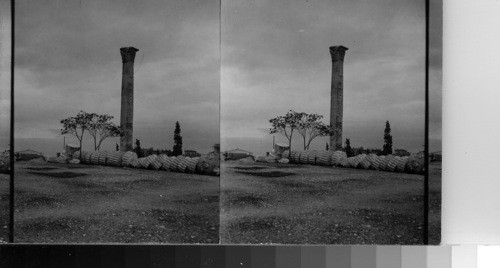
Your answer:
120;47;139;63
329;46;348;62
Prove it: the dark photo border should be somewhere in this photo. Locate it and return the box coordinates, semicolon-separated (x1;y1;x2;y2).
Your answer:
3;0;438;253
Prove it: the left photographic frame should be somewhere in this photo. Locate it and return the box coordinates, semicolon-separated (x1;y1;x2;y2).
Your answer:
0;0;14;244
11;0;220;243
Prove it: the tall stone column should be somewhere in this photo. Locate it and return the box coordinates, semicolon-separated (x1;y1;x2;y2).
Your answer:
119;47;139;152
329;45;348;151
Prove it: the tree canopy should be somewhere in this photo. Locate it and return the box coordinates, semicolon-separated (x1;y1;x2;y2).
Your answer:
269;110;303;157
270;110;333;156
173;121;183;156
296;113;334;150
382;120;393;155
60;111;93;158
134;139;143;158
345;138;353;157
87;113;122;151
61;111;121;158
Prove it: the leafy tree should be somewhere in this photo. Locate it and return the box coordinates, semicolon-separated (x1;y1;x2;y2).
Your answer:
296;113;335;150
145;147;155;157
87;113;122;151
60;111;93;159
345;138;353;157
269;110;302;158
134;139;143;158
172;121;183;156
382;121;393;155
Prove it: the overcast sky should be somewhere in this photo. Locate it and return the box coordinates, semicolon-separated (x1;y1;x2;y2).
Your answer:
2;0;442;155
11;0;220;155
0;0;12;154
429;0;443;152
221;0;442;154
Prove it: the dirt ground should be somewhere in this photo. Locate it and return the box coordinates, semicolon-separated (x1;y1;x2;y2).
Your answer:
1;160;442;245
221;161;442;245
428;161;442;245
7;162;219;243
0;174;9;243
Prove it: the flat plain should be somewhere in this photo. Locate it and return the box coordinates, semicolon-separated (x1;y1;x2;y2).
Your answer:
1;160;441;244
0;173;8;243
221;160;441;245
9;162;219;243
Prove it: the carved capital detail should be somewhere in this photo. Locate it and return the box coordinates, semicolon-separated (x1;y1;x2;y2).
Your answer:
120;47;139;63
329;46;348;62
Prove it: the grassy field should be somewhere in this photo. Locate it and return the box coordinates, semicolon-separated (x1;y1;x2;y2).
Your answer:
221;161;441;245
9;162;219;243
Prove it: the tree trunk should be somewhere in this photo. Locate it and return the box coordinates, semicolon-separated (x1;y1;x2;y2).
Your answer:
94;134;100;151
305;137;313;150
79;135;83;159
97;139;103;151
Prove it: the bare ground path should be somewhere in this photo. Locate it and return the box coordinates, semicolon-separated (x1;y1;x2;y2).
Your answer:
10;162;219;243
221;161;441;245
0;174;8;243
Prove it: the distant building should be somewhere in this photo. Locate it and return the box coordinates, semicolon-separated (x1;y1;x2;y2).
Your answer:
394;149;411;157
15;149;45;161
184;150;201;158
351;147;380;156
356;148;382;155
223;149;252;161
64;144;80;157
366;148;382;155
0;150;10;172
430;151;442;162
206;144;221;159
351;147;364;156
213;143;220;155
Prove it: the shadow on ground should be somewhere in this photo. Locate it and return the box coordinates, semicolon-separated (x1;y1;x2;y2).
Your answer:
221;161;441;245
14;162;219;243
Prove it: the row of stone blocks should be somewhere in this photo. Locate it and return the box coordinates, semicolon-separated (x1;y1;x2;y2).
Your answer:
77;151;217;175
288;150;424;174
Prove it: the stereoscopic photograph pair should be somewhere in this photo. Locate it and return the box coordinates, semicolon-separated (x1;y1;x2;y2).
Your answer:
0;0;442;245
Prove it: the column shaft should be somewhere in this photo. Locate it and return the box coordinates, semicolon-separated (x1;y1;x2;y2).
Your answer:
329;46;348;151
120;47;139;152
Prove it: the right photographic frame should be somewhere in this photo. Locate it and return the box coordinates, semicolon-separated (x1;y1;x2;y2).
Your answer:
220;0;442;245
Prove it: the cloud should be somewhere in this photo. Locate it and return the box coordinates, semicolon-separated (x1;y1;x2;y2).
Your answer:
429;0;443;150
14;0;220;155
9;0;443;155
0;1;12;151
221;0;432;153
